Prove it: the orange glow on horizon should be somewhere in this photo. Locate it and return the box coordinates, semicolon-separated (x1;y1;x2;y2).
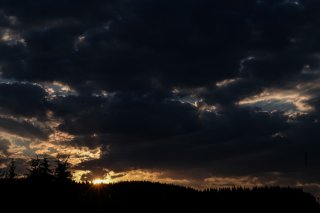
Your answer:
92;179;110;185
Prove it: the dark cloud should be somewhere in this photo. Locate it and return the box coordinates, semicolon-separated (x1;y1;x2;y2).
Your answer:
77;107;320;186
0;0;316;92
0;0;252;90
0;0;115;26
0;83;47;118
52;91;201;137
0;0;316;96
0;0;319;189
0;138;10;156
77;108;288;172
0;117;50;140
200;78;264;106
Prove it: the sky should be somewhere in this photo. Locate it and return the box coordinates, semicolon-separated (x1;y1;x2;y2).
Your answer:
0;0;320;192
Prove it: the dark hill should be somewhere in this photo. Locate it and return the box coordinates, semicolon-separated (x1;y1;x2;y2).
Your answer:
1;180;319;212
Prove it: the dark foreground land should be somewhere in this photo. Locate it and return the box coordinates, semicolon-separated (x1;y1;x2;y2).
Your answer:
1;180;319;213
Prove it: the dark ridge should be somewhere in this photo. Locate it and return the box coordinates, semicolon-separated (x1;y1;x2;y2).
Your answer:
1;179;319;213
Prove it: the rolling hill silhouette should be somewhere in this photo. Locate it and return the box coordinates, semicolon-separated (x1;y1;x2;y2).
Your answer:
0;180;319;213
1;157;319;212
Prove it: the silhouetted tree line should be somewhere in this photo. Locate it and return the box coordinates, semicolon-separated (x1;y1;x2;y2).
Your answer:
0;158;319;213
0;156;72;183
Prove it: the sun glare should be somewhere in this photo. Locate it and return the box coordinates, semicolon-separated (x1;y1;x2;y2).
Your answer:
92;179;109;185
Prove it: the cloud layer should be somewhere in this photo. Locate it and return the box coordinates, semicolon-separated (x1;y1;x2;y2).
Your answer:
0;0;319;190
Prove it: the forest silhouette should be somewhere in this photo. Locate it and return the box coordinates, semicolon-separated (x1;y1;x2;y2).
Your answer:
0;156;319;213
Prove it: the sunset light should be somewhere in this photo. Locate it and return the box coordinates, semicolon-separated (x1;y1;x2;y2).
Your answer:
92;179;110;185
0;0;320;212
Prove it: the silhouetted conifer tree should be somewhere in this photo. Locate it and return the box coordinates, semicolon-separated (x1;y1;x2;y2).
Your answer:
54;156;72;183
27;156;41;180
39;157;53;182
0;169;5;179
6;159;16;180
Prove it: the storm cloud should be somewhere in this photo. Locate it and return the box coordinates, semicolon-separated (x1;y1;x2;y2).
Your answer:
0;0;319;190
